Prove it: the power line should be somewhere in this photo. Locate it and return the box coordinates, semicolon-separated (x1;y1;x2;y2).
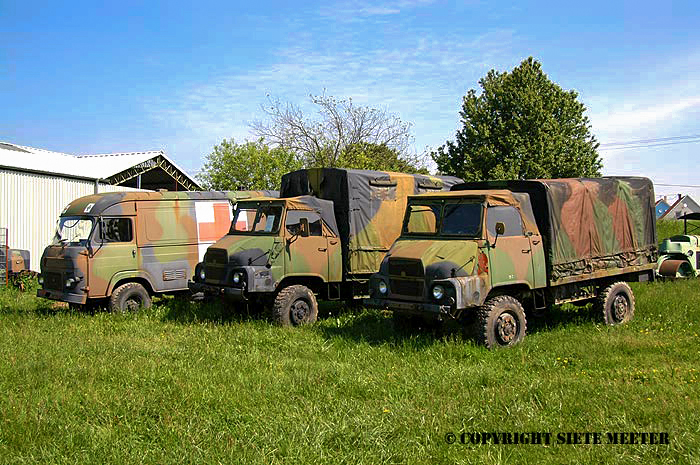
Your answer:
599;134;700;147
599;138;700;151
655;183;700;188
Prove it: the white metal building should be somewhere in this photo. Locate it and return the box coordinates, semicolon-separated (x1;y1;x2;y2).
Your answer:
0;142;200;271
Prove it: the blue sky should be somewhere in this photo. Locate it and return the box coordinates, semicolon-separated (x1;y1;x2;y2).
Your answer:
2;0;699;198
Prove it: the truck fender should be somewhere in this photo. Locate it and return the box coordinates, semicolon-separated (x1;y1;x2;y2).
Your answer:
437;276;489;309
486;281;533;301
107;271;156;296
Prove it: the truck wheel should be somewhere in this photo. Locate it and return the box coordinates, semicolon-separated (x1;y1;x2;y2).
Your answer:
272;285;318;326
477;295;527;349
109;282;151;313
597;282;634;325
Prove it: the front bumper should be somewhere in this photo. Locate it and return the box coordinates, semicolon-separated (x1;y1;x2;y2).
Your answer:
37;288;87;305
364;297;451;316
188;281;246;301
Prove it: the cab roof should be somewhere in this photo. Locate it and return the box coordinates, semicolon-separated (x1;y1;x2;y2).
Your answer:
408;189;520;206
61;190;278;216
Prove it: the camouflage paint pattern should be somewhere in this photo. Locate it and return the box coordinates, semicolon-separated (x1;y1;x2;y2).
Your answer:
368;190;546;314
37;190;275;304
195;169;462;301
196;196;342;295
280;168;462;278
367;177;656;316
450;177;657;285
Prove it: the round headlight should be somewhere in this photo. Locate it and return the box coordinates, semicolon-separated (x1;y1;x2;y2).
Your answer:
232;272;242;284
65;278;74;288
432;284;445;300
38;275;44;285
199;268;206;281
378;279;388;295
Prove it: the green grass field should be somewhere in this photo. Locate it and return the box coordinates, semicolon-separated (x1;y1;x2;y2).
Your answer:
1;273;698;465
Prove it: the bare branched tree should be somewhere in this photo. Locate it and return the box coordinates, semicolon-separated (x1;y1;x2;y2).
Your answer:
250;93;420;169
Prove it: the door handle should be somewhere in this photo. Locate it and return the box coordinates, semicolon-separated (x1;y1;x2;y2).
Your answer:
318;248;327;252
132;249;136;258
329;240;338;245
532;240;540;245
521;249;531;254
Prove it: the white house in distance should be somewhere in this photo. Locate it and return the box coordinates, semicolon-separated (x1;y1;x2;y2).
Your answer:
657;194;700;220
0;141;200;271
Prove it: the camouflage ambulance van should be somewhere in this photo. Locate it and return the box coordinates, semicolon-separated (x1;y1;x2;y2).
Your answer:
367;177;657;348
190;168;462;325
37;190;276;312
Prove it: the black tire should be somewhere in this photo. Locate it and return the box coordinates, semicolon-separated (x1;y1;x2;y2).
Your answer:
596;282;635;325
477;295;527;349
109;282;151;313
271;285;318;326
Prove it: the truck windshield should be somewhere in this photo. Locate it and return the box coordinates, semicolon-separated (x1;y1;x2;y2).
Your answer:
230;205;283;234
52;217;94;245
403;201;482;236
405;204;441;234
441;202;482;236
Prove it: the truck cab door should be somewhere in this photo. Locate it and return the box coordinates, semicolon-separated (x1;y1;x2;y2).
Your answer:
486;206;537;289
89;217;138;297
284;210;330;281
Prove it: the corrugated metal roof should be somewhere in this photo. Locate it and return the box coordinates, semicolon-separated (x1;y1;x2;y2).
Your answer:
0;142;196;185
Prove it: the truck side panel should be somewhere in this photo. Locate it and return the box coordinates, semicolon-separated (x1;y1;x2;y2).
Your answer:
453;177;657;285
280;168;462;278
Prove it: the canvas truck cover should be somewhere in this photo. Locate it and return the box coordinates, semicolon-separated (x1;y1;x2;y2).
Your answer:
452;177;657;284
283;196;339;237
281;168;463;277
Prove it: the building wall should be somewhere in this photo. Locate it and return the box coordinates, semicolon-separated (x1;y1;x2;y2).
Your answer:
0;168;141;271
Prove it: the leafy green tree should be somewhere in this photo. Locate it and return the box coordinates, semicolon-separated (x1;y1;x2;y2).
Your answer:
337;142;429;173
432;57;602;181
197;138;302;190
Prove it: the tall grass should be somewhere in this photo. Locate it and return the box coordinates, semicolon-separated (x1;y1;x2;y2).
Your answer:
657;219;700;243
0;279;698;464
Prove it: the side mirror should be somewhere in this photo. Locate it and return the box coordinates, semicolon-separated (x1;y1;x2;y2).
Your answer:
491;222;505;248
299;218;310;237
495;222;505;236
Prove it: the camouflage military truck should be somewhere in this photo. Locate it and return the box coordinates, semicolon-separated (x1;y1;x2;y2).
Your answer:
189;168;462;325
366;177;657;348
37;190;277;311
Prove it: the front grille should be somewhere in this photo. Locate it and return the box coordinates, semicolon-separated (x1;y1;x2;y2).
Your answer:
205;265;227;282
205;248;228;266
44;272;63;290
390;278;423;297
388;258;424;278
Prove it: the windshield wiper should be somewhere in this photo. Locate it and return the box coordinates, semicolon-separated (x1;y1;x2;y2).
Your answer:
451;256;475;277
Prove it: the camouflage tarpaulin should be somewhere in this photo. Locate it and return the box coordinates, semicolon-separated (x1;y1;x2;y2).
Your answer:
281;196;339;237
281;168;462;277
453;177;656;283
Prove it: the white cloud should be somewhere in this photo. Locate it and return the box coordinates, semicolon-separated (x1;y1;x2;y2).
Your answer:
321;0;437;19
591;96;700;140
144;27;517;172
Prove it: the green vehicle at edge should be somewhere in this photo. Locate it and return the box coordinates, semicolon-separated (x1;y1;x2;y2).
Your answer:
365;177;658;349
189;168;462;325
